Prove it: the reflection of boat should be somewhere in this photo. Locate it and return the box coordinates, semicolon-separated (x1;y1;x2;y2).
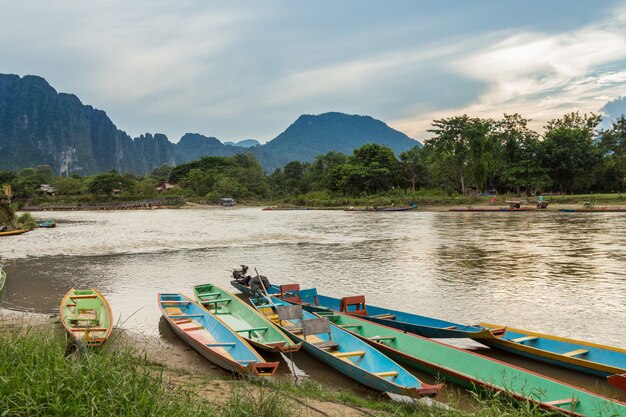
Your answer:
248;295;441;398
37;219;56;228
60;288;112;347
476;323;626;389
559;208;626;213
0;229;29;236
326;312;626;417
346;204;417;212
158;293;278;376
192;283;301;353
448;207;532;212
0;265;5;292
246;283;493;339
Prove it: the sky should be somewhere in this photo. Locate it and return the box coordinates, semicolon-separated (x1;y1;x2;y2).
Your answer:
2;0;626;143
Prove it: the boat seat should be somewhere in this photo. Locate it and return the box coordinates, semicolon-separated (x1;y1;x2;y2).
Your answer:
169;314;204;319
340;324;362;329
443;326;457;330
340;295;367;316
544;398;579;407
161;301;191;305
237;360;257;364
71;327;108;332
284;326;303;334
198;292;221;298
202;298;231;305
562;349;589;357
183;326;204;332
333;351;365;358
173;318;192;324
314;341;339;350
236;327;269;334
71;294;98;300
206;342;236;348
512;336;538;343
374;371;398;378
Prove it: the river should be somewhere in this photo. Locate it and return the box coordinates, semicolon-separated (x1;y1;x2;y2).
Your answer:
1;207;625;398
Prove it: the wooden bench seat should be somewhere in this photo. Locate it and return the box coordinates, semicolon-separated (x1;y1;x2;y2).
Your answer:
333;351;365;358
512;336;538;343
562;349;589;357
374;371;398;378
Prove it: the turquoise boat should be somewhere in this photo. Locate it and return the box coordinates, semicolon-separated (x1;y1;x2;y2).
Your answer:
193;283;301;353
158;293;279;377
323;311;626;417
476;323;626;389
231;281;494;339
248;295;441;398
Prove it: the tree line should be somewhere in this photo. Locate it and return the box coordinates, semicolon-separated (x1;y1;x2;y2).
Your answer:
1;112;625;203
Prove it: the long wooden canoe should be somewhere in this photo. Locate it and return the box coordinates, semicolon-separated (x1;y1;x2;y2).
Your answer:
560;208;626;213
448;207;532;212
193;283;301;353
0;229;29;236
158;293;278;377
323;312;626;417
233;281;494;339
60;288;113;347
248;295;441;398
476;323;626;388
0;265;5;292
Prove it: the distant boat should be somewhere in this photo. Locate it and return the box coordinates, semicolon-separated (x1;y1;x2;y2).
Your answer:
475;323;626;389
345;204;417;212
449;207;532;212
60;288;113;347
158;293;279;377
248;294;441;398
37;219;56;228
559;208;626;213
325;312;626;417
0;229;29;236
262;207;310;211
192;283;301;353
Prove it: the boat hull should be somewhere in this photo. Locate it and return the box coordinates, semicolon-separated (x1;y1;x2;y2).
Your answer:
328;313;626;417
0;267;5;292
158;293;278;377
0;229;29;236
193;283;301;353
475;323;626;379
60;288;113;346
250;296;441;398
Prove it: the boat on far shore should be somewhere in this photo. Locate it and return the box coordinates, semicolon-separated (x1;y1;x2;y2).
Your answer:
560;207;626;213
449;207;533;212
0;229;29;236
345;204;417;212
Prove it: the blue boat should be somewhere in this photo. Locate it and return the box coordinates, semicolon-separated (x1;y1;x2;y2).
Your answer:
476;323;626;387
248;294;441;398
231;281;495;339
158;293;279;377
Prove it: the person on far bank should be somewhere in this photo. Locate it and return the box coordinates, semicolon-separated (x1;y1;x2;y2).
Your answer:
492;193;497;205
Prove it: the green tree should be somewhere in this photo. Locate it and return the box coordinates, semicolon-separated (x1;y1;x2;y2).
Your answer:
183;168;210;197
399;146;428;192
88;171;127;196
150;164;173;183
52;176;84;196
598;116;626;194
540;112;602;193
350;144;400;193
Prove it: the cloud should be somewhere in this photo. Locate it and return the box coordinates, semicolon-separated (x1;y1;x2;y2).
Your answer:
393;6;626;138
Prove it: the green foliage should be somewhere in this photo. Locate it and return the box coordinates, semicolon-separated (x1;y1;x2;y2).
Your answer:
52;176;84;196
0;202;16;227
16;212;37;230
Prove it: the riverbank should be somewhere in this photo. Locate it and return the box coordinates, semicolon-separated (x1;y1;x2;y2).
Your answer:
0;309;557;417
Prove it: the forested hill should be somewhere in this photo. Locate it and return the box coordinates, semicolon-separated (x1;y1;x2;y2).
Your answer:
255;112;420;171
0;74;421;175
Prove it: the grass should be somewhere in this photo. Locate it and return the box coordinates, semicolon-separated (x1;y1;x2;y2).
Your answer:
0;325;575;416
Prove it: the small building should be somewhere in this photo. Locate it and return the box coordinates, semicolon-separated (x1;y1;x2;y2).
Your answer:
40;184;56;196
155;182;178;192
220;198;236;206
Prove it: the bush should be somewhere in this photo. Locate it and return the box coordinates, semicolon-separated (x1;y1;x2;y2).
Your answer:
16;212;37;230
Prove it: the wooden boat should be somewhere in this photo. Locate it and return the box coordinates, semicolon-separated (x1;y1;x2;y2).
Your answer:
158;293;278;376
476;323;626;388
192;283;301;353
238;283;495;339
262;206;309;211
248;295;441;398
448;207;532;212
0;229;29;236
0;265;5;292
345;204;417;212
60;288;113;347
323;312;626;417
560;208;626;213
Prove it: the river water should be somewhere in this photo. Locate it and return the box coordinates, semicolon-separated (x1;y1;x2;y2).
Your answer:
1;207;625;398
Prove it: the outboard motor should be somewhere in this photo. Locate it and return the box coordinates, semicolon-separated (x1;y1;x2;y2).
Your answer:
232;265;251;285
249;275;271;296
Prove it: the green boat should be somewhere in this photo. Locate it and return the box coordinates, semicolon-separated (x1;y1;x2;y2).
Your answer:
193;283;301;353
320;312;626;417
0;264;5;292
60;288;113;347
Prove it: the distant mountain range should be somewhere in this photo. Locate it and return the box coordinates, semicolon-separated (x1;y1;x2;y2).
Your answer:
0;74;421;175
